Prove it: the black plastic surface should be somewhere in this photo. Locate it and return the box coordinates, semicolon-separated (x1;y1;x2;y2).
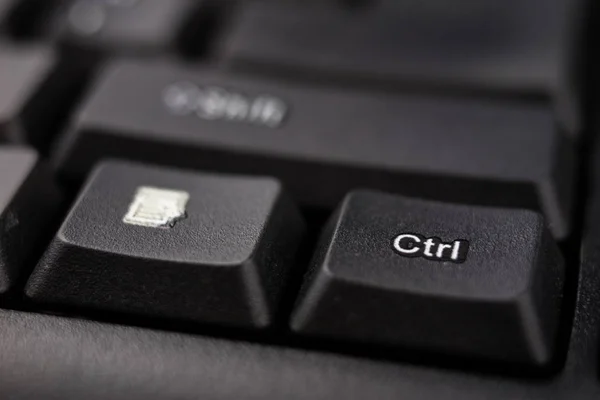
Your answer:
220;0;584;135
1;1;598;398
0;231;598;400
292;191;565;366
56;60;574;238
26;161;306;328
1;145;599;398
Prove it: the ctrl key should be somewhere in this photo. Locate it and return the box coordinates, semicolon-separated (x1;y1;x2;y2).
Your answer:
25;161;305;329
291;191;566;366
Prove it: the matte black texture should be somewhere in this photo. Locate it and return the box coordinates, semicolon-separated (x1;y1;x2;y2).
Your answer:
26;160;306;328
220;0;584;136
0;146;61;296
291;191;565;366
55;60;574;238
2;148;600;398
0;227;598;400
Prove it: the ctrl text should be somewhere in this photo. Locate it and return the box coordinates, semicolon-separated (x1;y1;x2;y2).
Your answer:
392;233;469;263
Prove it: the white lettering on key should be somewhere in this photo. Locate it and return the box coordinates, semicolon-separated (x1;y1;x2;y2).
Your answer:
423;238;436;257
163;82;288;128
392;233;469;263
393;234;422;254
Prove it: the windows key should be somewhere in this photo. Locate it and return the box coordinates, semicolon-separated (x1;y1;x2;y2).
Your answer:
291;191;566;366
25;161;306;329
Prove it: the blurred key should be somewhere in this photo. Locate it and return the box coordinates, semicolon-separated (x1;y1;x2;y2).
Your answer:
291;191;565;366
50;0;204;56
0;147;61;297
55;60;574;239
220;0;586;136
26;161;305;328
0;45;78;146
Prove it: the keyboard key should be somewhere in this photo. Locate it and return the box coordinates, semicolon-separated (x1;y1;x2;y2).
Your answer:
0;146;61;297
220;0;584;136
0;45;79;146
55;60;574;239
26;161;305;328
50;0;203;56
291;191;565;366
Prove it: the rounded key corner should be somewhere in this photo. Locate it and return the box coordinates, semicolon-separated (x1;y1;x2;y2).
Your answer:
23;261;56;299
330;190;378;216
288;308;311;334
507;208;553;238
512;207;546;221
253;174;284;192
22;279;41;301
98;59;140;82
54;225;81;247
289;275;334;332
88;158;141;175
343;188;384;201
83;159;161;188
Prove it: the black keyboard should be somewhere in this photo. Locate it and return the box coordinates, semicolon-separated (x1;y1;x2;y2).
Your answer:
1;0;599;398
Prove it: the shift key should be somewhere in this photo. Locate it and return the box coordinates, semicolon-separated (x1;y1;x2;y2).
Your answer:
55;59;574;238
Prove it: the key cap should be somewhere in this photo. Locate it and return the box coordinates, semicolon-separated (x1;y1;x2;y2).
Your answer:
0;146;61;297
219;0;584;136
4;177;600;400
26;161;305;328
50;0;202;56
291;191;565;366
0;45;78;146
55;60;574;239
